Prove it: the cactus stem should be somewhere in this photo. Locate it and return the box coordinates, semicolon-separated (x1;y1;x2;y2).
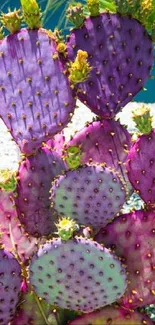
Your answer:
33;291;51;325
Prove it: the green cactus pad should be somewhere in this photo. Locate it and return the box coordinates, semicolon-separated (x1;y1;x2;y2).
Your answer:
132;105;153;134
65;146;82;170
29;237;127;313
51;165;127;229
0;169;17;192
0;9;22;34
67;3;85;28
87;0;100;16
20;0;42;29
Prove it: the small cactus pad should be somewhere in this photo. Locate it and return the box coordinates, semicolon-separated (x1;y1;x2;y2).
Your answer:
87;0;100;16
14;146;66;237
132;104;153;134
0;28;76;154
66;13;153;118
126;129;155;208
0;188;37;261
51;165;127;229
67;3;85;28
65;119;132;187
29;238;127;313
0;169;17;192
68;50;92;84
95;210;155;308
0;248;22;325
21;0;42;29
69;306;154;324
0;9;22;34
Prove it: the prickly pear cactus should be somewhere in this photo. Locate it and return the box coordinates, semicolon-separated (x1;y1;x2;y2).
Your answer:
0;0;154;323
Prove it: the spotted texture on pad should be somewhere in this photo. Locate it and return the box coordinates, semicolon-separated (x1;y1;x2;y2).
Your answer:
126;129;155;208
69;306;154;324
29;237;127;313
0;249;22;325
95;210;155;308
0;189;38;261
66;13;154;118
14;146;66;237
66;119;132;189
51;165;127;229
0;28;76;154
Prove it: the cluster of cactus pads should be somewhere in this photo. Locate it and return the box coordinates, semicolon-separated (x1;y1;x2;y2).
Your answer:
0;0;154;324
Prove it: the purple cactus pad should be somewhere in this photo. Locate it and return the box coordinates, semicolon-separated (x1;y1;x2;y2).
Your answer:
66;13;154;118
69;306;154;324
0;28;76;154
95;210;155;308
51;165;127;229
0;189;38;261
126;129;155;207
45;131;65;157
14;146;66;237
29;237;127;313
66;119;132;188
0;249;22;325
